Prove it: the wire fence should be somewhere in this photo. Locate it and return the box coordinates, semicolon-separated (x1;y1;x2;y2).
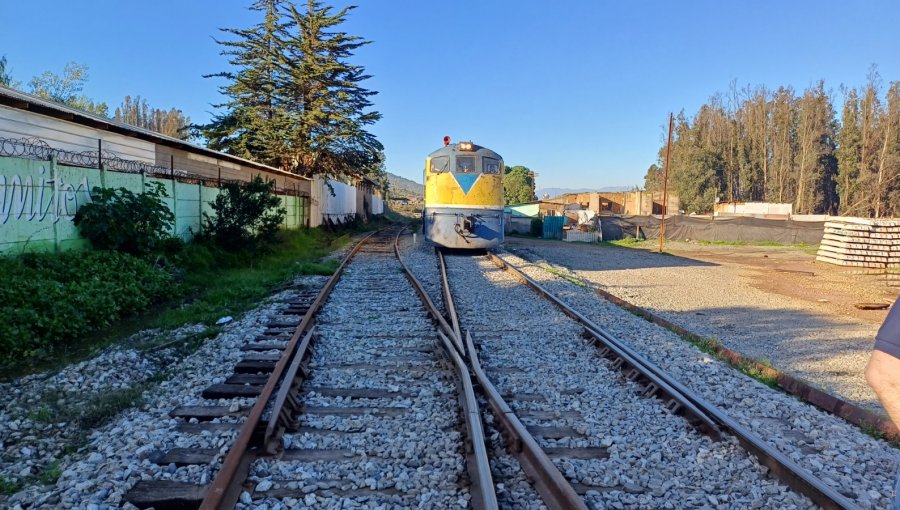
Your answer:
0;135;309;197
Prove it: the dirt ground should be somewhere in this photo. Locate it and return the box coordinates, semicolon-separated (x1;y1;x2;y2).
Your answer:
656;241;898;325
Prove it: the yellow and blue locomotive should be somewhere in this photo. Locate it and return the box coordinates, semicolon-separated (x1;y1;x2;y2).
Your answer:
423;138;504;249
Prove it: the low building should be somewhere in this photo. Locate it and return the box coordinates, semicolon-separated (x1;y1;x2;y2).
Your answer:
504;202;540;233
546;190;679;216
714;201;792;219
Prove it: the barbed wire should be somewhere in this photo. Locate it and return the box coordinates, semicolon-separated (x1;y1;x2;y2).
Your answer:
0;136;308;196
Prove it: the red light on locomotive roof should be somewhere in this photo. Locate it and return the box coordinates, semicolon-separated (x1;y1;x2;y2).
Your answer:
443;135;451;146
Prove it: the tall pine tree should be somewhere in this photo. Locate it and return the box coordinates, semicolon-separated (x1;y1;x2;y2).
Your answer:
277;0;382;180
197;0;291;168
197;0;382;183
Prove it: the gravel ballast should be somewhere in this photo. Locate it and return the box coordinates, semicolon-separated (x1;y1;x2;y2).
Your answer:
446;253;826;509
244;240;472;509
399;233;548;509
1;277;326;510
494;247;898;508
504;238;887;413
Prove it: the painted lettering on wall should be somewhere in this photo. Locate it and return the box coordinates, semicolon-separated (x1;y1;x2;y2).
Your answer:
0;165;92;224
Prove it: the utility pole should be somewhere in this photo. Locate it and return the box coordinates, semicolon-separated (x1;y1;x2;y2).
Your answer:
659;112;674;254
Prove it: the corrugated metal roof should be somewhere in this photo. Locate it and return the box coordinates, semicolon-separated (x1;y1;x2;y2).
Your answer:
0;85;308;180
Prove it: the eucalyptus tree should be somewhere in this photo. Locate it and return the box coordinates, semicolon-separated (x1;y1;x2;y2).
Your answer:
0;55;13;87
115;95;191;140
28;62;108;116
836;88;862;215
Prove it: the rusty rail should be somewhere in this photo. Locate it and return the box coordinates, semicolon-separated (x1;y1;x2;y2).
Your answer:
436;249;587;510
200;230;378;510
487;252;860;510
394;229;498;510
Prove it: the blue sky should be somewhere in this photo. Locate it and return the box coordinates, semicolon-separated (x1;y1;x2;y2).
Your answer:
2;1;899;189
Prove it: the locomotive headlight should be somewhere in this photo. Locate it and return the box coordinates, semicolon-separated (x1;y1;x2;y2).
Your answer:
458;141;474;151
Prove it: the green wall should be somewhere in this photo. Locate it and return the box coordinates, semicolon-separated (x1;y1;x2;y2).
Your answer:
0;156;308;254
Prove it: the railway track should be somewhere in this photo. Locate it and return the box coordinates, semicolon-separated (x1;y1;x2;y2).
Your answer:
118;226;864;509
421;244;859;509
126;227;496;509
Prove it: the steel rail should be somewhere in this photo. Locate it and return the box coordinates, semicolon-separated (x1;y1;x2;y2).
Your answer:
435;249;586;509
486;253;721;437
437;248;463;345
263;325;316;452
200;230;379;510
487;252;860;510
394;229;498;510
395;235;464;355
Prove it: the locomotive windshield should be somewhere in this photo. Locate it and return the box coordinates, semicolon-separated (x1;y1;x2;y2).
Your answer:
456;156;476;173
482;157;501;174
430;156;449;173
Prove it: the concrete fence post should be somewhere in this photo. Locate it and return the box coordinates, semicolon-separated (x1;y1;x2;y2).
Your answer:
198;181;203;235
51;157;59;253
172;177;178;238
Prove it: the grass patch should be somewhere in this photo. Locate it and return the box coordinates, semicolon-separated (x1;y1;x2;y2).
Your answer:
36;460;61;485
675;332;780;387
696;240;819;251
27;406;52;423
1;224;367;381
34;371;169;431
604;237;646;247
0;477;22;496
540;264;591;289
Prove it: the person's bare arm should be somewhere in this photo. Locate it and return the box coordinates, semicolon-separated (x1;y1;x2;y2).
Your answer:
866;350;900;428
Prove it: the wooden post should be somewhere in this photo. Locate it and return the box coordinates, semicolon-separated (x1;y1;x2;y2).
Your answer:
659;112;674;254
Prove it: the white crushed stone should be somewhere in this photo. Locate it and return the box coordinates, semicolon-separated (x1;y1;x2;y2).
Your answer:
497;247;898;509
506;239;884;412
1;275;327;510
399;233;547;508
245;236;470;509
446;253;822;509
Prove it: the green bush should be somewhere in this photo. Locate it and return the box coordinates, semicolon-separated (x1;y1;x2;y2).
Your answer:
202;176;287;251
74;182;175;256
530;217;543;237
0;251;173;364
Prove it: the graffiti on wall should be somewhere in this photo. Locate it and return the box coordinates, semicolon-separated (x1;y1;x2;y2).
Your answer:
0;164;91;224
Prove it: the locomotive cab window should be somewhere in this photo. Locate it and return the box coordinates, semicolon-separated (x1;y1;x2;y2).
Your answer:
456;156;476;173
430;156;449;173
482;157;501;174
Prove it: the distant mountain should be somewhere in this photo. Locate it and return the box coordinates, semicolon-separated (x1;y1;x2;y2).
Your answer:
536;186;635;199
386;172;424;199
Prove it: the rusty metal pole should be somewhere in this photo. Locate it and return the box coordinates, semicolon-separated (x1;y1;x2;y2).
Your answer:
659;112;674;254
